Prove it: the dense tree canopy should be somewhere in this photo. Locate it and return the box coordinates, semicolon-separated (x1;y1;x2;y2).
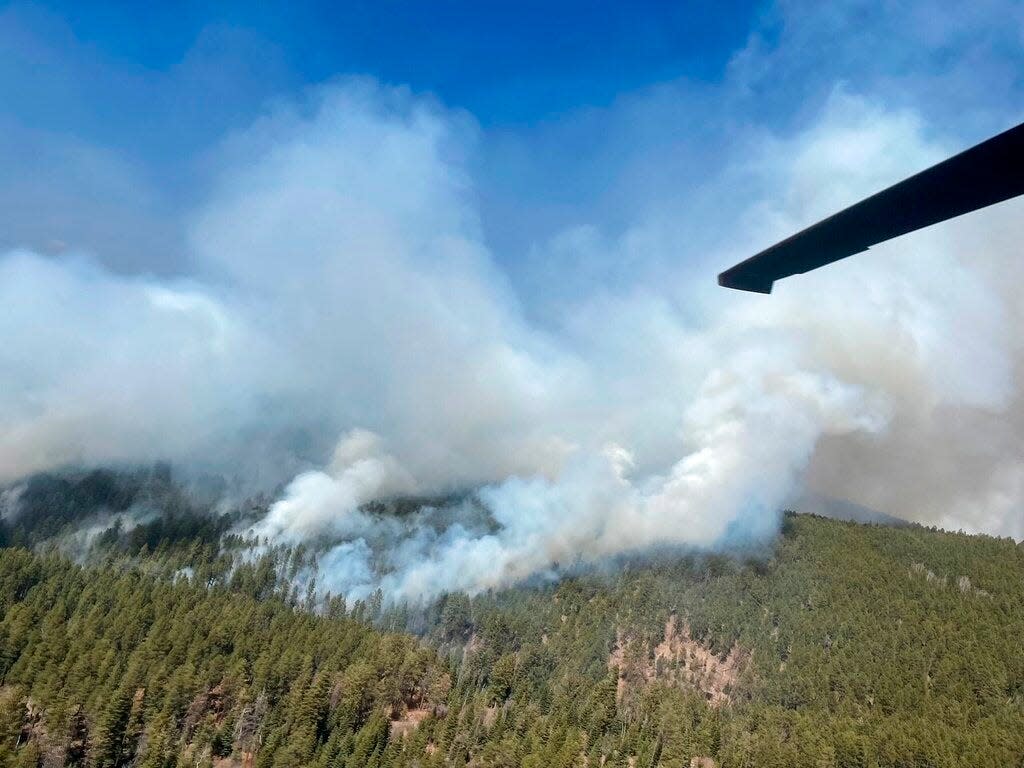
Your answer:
0;499;1020;767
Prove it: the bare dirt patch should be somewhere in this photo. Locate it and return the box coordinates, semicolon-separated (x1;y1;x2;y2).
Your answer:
609;614;748;706
389;706;431;739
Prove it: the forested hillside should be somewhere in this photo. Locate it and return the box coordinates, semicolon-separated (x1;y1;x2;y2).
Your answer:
0;508;1021;767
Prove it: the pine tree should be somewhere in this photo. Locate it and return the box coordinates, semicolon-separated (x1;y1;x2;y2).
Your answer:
92;685;134;768
346;713;389;768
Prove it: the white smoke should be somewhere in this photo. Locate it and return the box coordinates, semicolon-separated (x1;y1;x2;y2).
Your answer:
0;484;23;522
1;79;1021;602
252;430;415;544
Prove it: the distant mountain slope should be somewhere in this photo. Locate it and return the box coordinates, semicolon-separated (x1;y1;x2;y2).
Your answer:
790;490;909;526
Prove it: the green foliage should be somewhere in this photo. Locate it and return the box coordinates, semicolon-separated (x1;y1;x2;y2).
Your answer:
0;512;1021;766
0;548;438;767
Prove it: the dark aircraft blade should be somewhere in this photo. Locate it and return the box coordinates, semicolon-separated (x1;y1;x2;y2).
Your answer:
718;121;1024;293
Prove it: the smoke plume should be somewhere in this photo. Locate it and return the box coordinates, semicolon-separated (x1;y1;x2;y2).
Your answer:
1;78;1021;602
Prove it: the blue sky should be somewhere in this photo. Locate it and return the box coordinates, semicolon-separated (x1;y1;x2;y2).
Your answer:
0;0;760;186
14;1;759;122
2;1;1020;277
0;0;762;273
2;1;1024;548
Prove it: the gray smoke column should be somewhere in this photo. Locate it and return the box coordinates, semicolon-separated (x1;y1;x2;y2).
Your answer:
1;82;1021;603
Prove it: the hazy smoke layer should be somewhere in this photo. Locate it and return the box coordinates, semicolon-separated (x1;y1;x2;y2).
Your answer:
2;81;1022;601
